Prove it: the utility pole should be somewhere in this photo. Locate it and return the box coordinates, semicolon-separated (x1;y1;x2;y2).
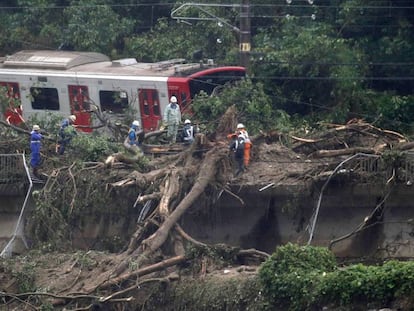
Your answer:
239;0;251;72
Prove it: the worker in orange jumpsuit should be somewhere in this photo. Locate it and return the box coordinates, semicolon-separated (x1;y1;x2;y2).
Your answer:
227;123;252;174
236;123;252;168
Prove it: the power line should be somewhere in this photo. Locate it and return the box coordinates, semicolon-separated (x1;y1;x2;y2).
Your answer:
252;76;414;81
254;61;414;67
0;3;174;10
0;2;413;10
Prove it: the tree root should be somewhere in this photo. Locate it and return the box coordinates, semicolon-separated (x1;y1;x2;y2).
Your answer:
91;255;186;293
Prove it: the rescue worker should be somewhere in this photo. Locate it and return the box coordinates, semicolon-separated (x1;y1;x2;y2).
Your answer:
182;119;196;144
57;115;77;155
30;125;42;177
236;123;252;168
162;96;181;144
124;120;144;155
228;130;245;176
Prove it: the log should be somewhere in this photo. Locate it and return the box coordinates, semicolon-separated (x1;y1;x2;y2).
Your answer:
310;147;376;158
141;146;228;253
96;255;186;291
395;141;414;151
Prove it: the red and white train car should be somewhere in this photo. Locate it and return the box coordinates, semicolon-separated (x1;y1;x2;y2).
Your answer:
0;50;245;132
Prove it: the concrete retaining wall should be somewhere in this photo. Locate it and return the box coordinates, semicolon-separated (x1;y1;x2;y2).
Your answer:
1;181;413;259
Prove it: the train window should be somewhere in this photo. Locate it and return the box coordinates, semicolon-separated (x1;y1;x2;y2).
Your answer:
30;87;59;110
153;100;160;116
152;90;160;116
143;100;150;115
140;89;149;115
99;90;128;113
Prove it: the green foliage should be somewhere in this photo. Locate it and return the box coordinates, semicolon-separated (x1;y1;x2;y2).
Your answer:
63;0;134;55
192;79;280;134
30;163;118;249
360;92;414;132
258;243;336;310
39;303;54;311
70;133;120;162
124;6;239;63
253;20;366;122
30;190;70;250
261;243;337;276
148;276;268;311
258;244;414;310
318;260;414;307
28;112;63;134
185;243;240;264
12;257;37;293
74;251;97;270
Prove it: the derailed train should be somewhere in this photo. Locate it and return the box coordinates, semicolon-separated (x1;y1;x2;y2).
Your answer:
0;50;245;132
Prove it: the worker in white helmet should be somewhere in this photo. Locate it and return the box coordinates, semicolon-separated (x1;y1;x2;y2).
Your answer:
227;123;252;176
236;123;252;168
124;120;144;155
30;124;42;177
57;115;77;155
163;96;181;143
182;119;196;145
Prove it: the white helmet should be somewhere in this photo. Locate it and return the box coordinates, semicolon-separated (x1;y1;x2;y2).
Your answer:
237;123;245;129
132;120;140;127
184;119;191;124
32;125;40;131
69;115;77;122
170;96;177;103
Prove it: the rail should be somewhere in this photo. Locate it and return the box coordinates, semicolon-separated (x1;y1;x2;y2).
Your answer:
307;151;414;245
0;153;32;258
339;151;414;183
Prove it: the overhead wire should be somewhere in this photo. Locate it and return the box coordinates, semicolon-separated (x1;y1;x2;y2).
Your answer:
0;2;413;10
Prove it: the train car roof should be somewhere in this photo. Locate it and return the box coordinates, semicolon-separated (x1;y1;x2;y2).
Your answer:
0;50;224;77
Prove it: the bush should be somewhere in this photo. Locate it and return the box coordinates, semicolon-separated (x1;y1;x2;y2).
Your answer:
258;243;336;310
258;244;414;310
318;260;414;307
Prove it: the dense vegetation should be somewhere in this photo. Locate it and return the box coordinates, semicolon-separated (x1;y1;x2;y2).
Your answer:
1;2;414;310
258;243;414;310
0;0;413;134
145;243;414;310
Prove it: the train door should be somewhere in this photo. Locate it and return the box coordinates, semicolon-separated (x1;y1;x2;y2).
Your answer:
0;82;24;125
68;85;92;132
138;89;161;131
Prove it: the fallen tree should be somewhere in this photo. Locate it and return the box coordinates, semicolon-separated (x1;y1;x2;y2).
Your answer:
1;106;270;310
1;109;413;310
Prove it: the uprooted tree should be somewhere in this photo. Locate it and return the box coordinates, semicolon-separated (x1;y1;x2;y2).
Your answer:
0;105;271;309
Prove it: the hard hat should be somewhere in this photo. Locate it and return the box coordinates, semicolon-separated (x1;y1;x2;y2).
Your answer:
170;96;177;103
32;125;40;131
69;115;77;122
132;120;140;127
237;123;245;129
184;119;191;124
